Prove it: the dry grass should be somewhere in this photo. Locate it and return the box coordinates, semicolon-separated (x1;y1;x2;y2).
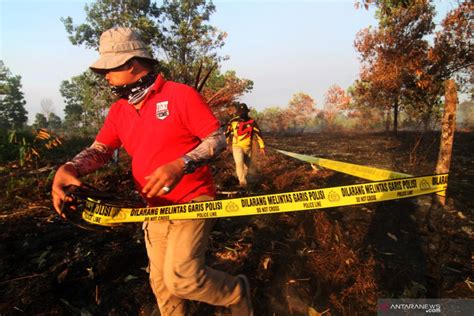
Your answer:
305;212;378;314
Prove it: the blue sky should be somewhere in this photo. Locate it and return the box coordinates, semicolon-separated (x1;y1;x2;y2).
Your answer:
0;0;453;123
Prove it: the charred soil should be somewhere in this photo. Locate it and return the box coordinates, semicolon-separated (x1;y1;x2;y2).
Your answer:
1;131;473;315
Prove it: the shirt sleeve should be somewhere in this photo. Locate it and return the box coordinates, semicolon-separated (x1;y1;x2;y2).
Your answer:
185;127;226;163
177;85;220;139
95;104;122;149
66;141;114;176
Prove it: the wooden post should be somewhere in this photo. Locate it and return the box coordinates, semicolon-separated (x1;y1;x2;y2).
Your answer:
435;79;457;205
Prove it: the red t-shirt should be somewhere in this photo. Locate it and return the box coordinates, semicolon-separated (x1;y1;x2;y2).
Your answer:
96;75;219;206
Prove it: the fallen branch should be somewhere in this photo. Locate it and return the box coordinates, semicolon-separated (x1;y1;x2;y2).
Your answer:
0;166;56;178
28;166;55;174
0;273;43;285
0;206;50;219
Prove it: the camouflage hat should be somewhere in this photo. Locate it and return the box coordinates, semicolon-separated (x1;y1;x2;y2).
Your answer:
89;27;158;73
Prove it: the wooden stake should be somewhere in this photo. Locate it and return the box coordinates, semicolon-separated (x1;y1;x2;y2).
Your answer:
435;79;458;205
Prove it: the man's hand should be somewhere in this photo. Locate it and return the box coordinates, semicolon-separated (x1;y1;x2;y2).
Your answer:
142;158;185;198
51;164;82;218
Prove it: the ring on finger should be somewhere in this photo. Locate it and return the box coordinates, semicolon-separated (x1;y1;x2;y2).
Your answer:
162;186;171;193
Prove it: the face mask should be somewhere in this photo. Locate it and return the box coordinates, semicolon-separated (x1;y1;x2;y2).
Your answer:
110;72;157;104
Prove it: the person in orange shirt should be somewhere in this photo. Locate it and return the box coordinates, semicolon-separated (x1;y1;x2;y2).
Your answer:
225;102;265;188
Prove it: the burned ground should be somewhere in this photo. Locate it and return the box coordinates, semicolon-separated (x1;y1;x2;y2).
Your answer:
0;131;473;315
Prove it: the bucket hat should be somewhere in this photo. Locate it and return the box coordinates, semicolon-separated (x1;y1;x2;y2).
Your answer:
90;27;158;73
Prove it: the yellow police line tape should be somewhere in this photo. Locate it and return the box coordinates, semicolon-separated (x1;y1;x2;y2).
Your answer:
82;174;448;226
272;148;410;180
271;148;445;197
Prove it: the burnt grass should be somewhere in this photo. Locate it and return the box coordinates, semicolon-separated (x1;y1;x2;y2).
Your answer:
0;131;473;315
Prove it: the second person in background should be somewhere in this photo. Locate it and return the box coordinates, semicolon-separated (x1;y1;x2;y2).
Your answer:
225;102;265;188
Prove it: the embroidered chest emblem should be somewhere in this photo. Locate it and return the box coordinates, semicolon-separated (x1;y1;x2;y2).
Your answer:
156;101;169;120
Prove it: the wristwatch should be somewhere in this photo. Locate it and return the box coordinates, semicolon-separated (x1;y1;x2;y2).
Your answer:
182;155;196;174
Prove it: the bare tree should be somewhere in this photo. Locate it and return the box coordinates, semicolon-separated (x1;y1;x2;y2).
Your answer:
40;98;55;119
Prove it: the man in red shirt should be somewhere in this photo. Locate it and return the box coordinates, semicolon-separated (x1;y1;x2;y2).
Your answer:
52;27;252;316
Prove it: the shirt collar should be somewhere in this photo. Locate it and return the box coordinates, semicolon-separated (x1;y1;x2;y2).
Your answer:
150;74;166;94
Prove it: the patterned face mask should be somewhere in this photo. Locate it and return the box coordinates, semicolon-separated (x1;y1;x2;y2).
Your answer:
110;72;157;105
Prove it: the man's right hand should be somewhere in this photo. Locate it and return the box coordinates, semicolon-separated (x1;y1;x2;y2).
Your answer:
51;164;82;218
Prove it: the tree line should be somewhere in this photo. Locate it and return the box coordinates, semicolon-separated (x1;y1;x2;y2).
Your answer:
1;0;472;148
256;0;473;134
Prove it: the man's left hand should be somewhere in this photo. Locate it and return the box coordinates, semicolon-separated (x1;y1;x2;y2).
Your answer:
142;158;185;198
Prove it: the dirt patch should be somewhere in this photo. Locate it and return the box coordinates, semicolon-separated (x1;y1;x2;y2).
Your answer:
1;132;473;315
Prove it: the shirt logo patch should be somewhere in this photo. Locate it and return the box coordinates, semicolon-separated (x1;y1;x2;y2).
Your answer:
156;101;169;120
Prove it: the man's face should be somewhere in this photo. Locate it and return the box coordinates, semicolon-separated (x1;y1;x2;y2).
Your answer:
104;62;135;86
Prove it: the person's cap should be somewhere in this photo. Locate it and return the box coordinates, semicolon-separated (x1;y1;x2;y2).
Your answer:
89;27;158;73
